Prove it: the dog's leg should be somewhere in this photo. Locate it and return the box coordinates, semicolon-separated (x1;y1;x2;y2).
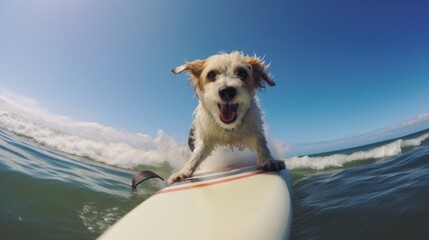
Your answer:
252;135;286;171
168;143;214;184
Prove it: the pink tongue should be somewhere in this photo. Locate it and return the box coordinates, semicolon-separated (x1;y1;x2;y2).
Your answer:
220;104;237;122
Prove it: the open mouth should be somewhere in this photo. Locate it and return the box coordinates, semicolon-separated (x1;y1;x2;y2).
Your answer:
217;103;238;124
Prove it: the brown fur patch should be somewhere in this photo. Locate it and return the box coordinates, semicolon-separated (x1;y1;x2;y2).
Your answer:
172;59;206;92
185;60;206;92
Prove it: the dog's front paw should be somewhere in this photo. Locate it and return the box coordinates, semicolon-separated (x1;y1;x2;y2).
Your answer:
260;160;286;171
167;171;190;185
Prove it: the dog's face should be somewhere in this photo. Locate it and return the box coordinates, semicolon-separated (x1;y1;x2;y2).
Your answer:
173;51;275;129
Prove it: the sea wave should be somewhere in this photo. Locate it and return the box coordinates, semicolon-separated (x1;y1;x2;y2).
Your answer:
285;132;429;170
0;110;190;170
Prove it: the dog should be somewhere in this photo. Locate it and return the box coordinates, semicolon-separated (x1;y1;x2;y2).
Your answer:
169;51;285;184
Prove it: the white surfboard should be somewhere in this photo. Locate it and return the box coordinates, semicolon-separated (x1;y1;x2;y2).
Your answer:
99;165;292;240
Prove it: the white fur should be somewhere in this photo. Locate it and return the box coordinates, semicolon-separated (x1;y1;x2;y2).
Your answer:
169;51;284;184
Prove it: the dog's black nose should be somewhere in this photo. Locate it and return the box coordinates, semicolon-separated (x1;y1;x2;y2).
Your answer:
219;87;236;101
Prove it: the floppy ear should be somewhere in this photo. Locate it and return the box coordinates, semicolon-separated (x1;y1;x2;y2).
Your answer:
172;59;206;78
172;59;206;91
244;56;275;88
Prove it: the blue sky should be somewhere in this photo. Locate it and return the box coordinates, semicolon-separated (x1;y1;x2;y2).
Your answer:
1;0;429;154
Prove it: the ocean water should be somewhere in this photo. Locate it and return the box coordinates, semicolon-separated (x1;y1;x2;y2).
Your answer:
1;110;429;239
290;130;429;240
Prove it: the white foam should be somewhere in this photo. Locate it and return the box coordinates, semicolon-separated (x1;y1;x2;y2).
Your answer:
199;147;258;172
285;140;403;170
401;133;429;148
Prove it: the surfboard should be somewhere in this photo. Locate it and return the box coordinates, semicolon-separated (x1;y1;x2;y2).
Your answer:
98;165;292;240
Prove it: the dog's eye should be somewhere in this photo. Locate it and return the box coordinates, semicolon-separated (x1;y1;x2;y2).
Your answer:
207;71;217;81
237;69;248;81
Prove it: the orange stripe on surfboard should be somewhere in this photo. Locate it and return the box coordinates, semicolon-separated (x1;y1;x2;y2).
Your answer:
156;170;267;195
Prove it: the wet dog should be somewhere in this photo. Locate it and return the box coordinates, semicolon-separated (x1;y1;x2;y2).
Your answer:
169;51;285;184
